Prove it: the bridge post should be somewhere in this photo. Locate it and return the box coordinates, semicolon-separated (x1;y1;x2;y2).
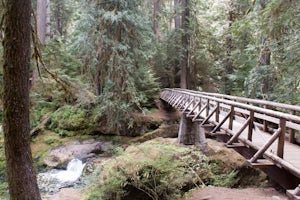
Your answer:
277;118;286;158
178;115;195;145
178;115;207;152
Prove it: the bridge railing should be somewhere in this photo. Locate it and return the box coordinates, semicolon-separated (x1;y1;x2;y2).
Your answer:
160;88;300;178
195;90;299;143
164;88;300;143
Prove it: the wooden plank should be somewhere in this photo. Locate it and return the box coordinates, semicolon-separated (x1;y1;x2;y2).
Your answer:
250;159;275;167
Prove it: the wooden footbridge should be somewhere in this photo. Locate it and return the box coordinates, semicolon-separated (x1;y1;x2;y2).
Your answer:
160;88;300;198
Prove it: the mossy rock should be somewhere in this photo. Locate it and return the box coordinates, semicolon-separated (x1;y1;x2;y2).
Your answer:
86;138;209;200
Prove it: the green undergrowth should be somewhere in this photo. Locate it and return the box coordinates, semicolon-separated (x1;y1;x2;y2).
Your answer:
85;138;260;200
86;139;208;200
0;130;8;198
48;104;93;136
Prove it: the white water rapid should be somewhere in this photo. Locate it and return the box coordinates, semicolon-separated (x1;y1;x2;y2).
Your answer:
52;158;86;183
38;158;86;194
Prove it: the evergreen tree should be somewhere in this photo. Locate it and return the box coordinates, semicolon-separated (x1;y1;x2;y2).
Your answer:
2;0;41;198
70;0;160;134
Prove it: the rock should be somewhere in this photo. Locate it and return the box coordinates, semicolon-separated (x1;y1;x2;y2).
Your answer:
130;124;179;143
44;140;113;168
272;196;281;200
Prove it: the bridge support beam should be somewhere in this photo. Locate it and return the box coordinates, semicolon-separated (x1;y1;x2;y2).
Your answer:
178;115;208;152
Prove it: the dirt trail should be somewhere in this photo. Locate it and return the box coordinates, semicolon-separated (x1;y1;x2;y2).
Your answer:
42;188;85;200
186;187;287;200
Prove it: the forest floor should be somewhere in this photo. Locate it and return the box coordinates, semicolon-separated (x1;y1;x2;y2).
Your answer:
42;188;84;200
184;187;287;200
40;110;289;200
42;187;287;200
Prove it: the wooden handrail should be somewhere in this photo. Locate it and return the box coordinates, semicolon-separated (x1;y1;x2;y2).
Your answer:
163;88;300;125
169;88;300;113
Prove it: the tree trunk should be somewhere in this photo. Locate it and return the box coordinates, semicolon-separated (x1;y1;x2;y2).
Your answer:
53;0;63;36
180;0;189;89
3;0;42;199
259;44;271;96
224;0;234;95
174;0;181;29
153;0;161;39
37;0;50;44
178;0;194;145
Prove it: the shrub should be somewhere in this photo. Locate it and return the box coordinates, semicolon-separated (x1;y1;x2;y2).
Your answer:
48;105;90;134
86;139;209;200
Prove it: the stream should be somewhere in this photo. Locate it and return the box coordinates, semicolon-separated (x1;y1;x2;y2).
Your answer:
38;158;86;194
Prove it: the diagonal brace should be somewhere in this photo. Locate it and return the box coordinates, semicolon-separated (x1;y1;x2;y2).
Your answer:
227;117;251;145
192;103;208;121
200;106;218;125
211;111;231;133
249;128;282;163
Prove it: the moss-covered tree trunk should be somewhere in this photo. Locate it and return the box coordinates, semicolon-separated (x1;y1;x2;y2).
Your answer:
178;0;194;145
3;0;42;199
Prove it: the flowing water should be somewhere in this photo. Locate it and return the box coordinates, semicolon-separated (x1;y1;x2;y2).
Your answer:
38;158;86;194
52;158;85;182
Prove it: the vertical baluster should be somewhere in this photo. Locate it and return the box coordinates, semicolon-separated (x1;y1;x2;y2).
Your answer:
289;110;296;143
229;106;234;130
248;110;254;141
216;102;220;123
206;99;210;117
277;118;286;158
263;105;268;132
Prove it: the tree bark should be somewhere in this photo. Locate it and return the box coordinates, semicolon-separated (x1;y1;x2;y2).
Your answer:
224;0;234;95
37;0;50;44
3;0;42;199
178;0;195;145
174;0;181;29
153;0;161;39
180;0;189;89
259;44;271;95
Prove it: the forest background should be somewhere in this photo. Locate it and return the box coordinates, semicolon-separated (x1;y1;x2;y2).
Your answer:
0;0;299;198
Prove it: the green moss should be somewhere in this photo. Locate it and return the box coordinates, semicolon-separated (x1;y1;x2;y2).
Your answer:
43;137;58;145
48;105;92;135
86;139;208;200
0;131;8;198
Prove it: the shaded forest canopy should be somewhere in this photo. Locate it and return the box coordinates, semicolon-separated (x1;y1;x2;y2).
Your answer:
0;0;299;125
0;1;298;144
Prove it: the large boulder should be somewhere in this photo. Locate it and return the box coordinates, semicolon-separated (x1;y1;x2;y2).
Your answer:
44;140;114;168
